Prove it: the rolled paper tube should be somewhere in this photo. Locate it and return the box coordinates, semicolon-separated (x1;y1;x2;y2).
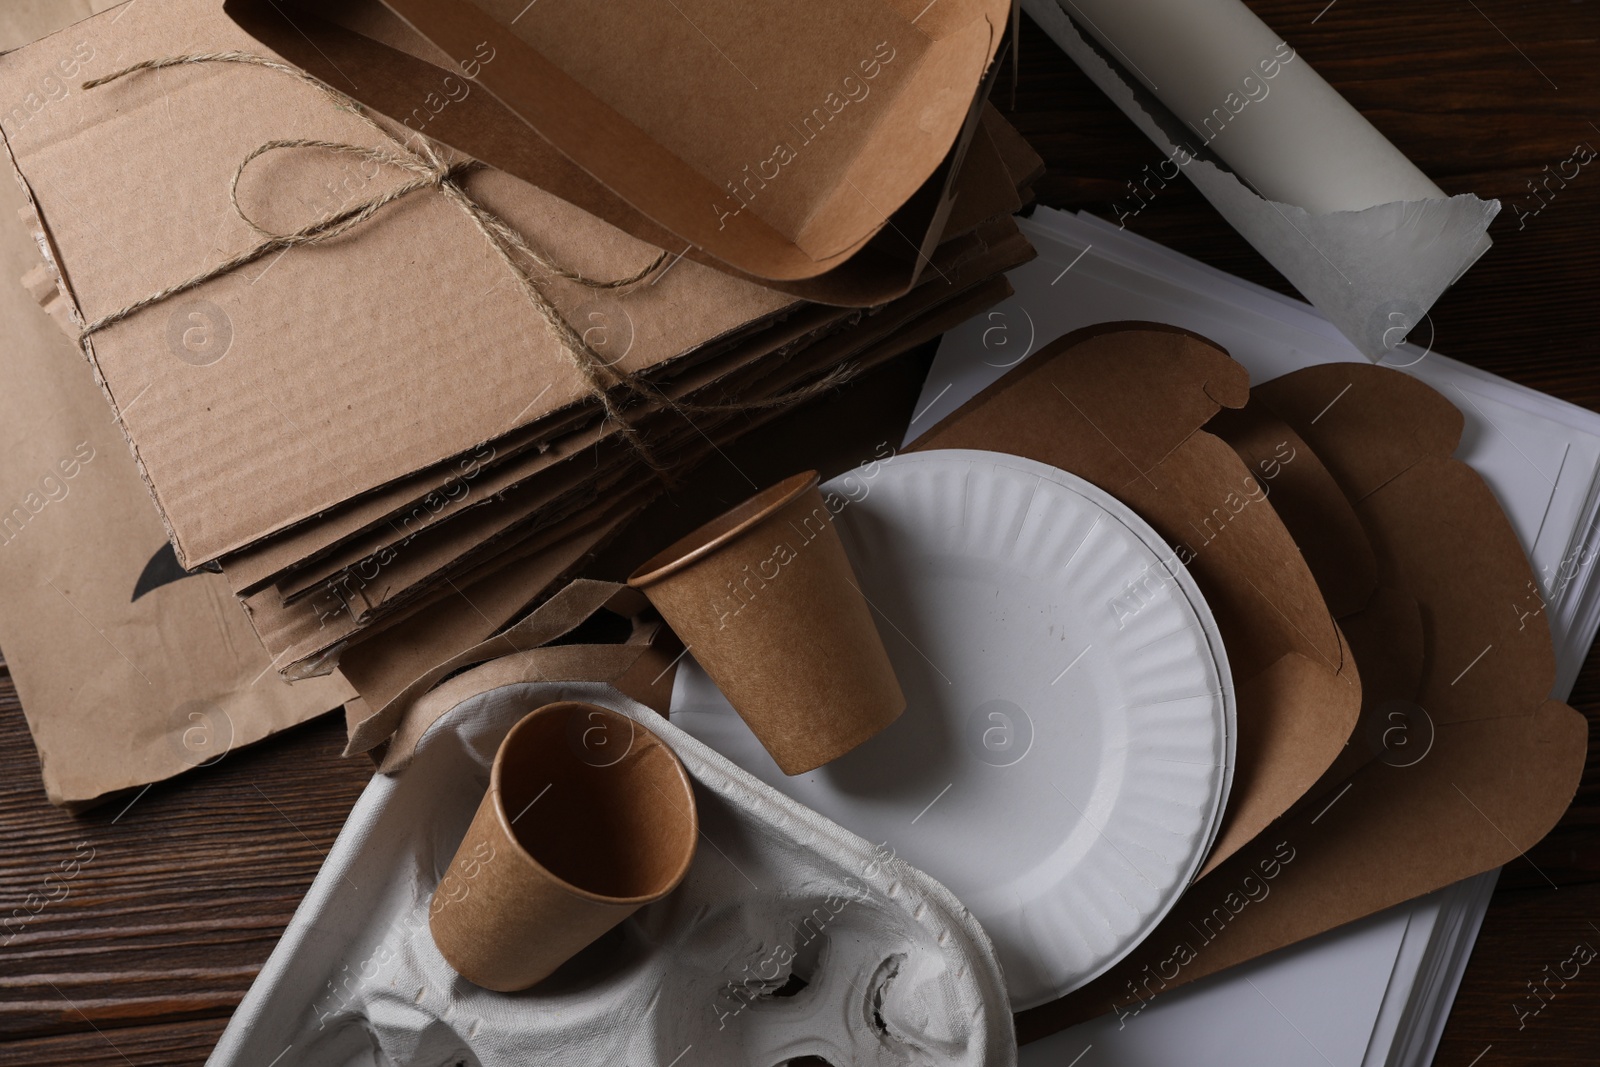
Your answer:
428;701;698;992
629;471;906;775
1061;0;1445;212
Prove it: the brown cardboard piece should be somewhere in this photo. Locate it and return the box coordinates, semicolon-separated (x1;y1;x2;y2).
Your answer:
333;511;642;740
429;700;698;992
255;305;856;603
225;0;1011;307
915;323;1362;875
630;472;906;775
0;80;354;808
371;584;685;775
1013;360;1587;1039
226;0;1012;292
247;492;648;680
218;403;613;598
270;253;1020;678
240;95;1025;601
256;270;1017;688
264;300;887;607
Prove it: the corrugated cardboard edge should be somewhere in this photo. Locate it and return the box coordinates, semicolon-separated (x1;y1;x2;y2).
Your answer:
2;131;189;565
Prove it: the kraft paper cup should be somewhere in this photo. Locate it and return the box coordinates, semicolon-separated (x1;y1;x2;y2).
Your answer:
628;471;906;775
429;701;697;992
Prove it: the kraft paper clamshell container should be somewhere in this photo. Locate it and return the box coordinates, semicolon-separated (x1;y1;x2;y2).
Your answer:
430;700;698;992
224;0;1013;302
629;471;906;775
1022;358;1588;1037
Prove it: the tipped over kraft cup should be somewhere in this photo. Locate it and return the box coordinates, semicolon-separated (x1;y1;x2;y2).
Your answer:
428;701;697;992
628;471;905;775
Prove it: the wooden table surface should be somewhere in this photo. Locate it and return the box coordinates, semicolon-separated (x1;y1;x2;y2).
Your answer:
2;1;1597;1063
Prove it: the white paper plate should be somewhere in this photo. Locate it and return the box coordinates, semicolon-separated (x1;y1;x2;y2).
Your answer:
673;449;1235;1009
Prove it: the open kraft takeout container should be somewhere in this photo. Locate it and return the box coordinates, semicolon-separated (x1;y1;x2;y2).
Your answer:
1219;362;1577;797
223;0;1014;304
1024;354;1586;1038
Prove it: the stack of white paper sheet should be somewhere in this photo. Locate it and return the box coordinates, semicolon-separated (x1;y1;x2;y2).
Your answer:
912;208;1600;1066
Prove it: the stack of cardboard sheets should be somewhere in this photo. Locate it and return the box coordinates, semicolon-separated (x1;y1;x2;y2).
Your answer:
0;0;1035;797
6;0;1034;665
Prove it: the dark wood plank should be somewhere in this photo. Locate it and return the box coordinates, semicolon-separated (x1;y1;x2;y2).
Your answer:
0;672;369;1045
0;1;1596;1063
1435;882;1600;1067
0;1017;228;1065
